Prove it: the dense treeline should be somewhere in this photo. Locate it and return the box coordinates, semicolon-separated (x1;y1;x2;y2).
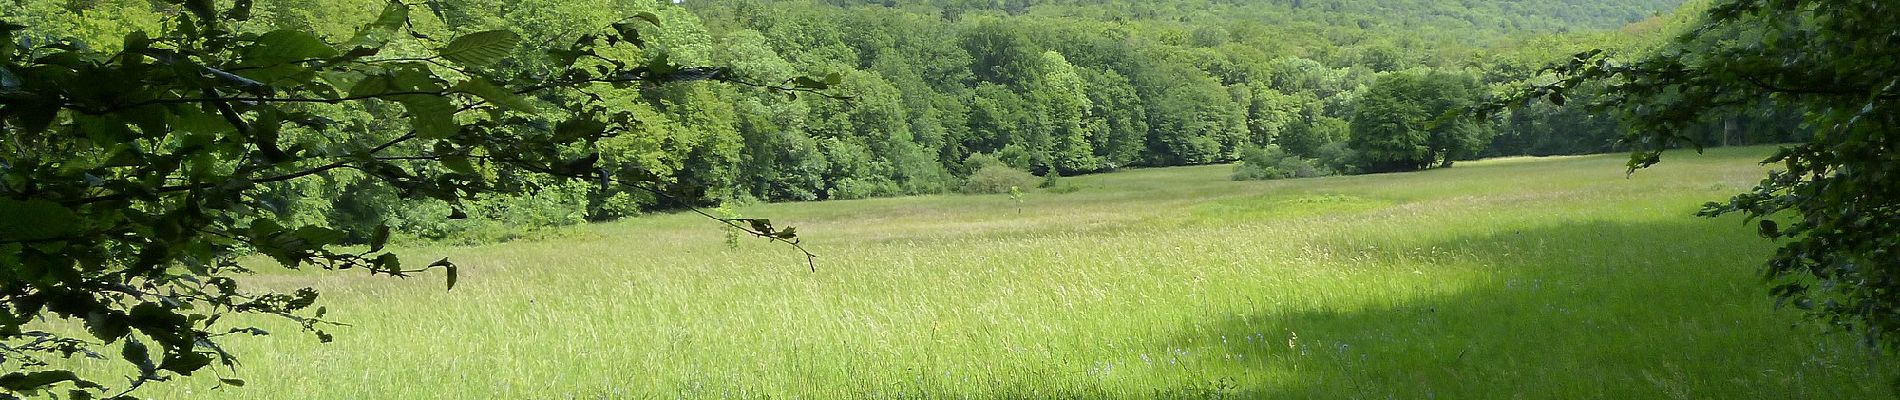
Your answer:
8;0;1791;242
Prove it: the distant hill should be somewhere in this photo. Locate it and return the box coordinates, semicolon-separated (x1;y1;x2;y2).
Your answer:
809;0;1688;33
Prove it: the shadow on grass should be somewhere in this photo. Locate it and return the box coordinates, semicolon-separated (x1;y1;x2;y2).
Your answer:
1132;218;1895;399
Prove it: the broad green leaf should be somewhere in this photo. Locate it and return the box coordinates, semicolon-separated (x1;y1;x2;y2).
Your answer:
0;199;80;242
438;30;520;67
158;350;212;375
429;258;458;289
611;23;646;48
632;11;661;26
226;0;254;20
291;226;347;246
382;65;461;138
205;66;273;95
423;0;447;23
0;66;21;90
245;30;339;65
85;312;130;343
646;53;677;77
183;0;217;24
123;31;150;55
348;74;394;98
441;154;477;175
121;339;155;374
127;303;186;335
373;253;401;273
369;224;391;253
398;95;459;139
0;371;90;391
366;1;409;32
347;1;408;49
453;77;533;112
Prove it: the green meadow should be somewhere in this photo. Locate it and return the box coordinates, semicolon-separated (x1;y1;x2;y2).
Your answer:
78;146;1893;398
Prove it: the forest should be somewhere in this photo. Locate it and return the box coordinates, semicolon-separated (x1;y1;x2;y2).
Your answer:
7;0;1900;397
5;0;1784;244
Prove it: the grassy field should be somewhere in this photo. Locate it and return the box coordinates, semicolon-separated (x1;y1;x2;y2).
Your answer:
77;146;1895;398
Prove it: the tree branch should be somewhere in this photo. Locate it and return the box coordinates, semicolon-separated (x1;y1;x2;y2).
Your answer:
64;133;419;205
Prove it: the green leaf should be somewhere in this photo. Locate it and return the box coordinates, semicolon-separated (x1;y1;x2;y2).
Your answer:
423;0;447;23
399;95;460;139
438;30;520;67
13;101;59;135
183;0;218;25
792;76;826;89
348;1;409;49
0;199;81;242
631;11;661;26
452;77;533;112
348;74;395;98
122;339;155;375
611;22;646;48
127;303;187;336
159;350;212;375
226;0;255;20
0;66;21;90
85;312;130;343
645;53;677;78
369;224;391;253
386;66;459;138
291;226;347;246
430;258;458;290
205;66;274;96
373;253;401;273
441;155;477;175
123;31;150;55
367;1;409;31
246;30;339;66
0;371;90;391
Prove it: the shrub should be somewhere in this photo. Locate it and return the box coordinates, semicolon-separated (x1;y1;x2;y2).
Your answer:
1233;145;1333;181
961;164;1041;194
1314;141;1362;175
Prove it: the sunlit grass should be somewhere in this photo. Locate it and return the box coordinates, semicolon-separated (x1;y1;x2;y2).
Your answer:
75;146;1894;398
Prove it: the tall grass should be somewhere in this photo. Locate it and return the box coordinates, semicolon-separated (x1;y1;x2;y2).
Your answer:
75;146;1894;398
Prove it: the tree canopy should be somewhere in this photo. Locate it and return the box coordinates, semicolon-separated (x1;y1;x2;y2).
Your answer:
1491;0;1900;349
1347;69;1488;172
0;1;825;396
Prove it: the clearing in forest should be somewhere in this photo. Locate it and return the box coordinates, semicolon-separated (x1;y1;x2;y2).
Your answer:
85;146;1893;399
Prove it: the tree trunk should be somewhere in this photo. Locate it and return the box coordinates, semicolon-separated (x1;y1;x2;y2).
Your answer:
1723;117;1737;147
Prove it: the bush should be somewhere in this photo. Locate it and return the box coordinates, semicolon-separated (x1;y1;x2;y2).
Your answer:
961;164;1041;194
1233;145;1333;181
1314;141;1362;175
1275;156;1326;178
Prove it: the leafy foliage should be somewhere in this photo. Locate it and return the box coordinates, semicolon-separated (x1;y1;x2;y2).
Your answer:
1486;0;1900;349
1231;145;1328;181
958;155;1040;195
0;2;830;397
1348;69;1490;173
